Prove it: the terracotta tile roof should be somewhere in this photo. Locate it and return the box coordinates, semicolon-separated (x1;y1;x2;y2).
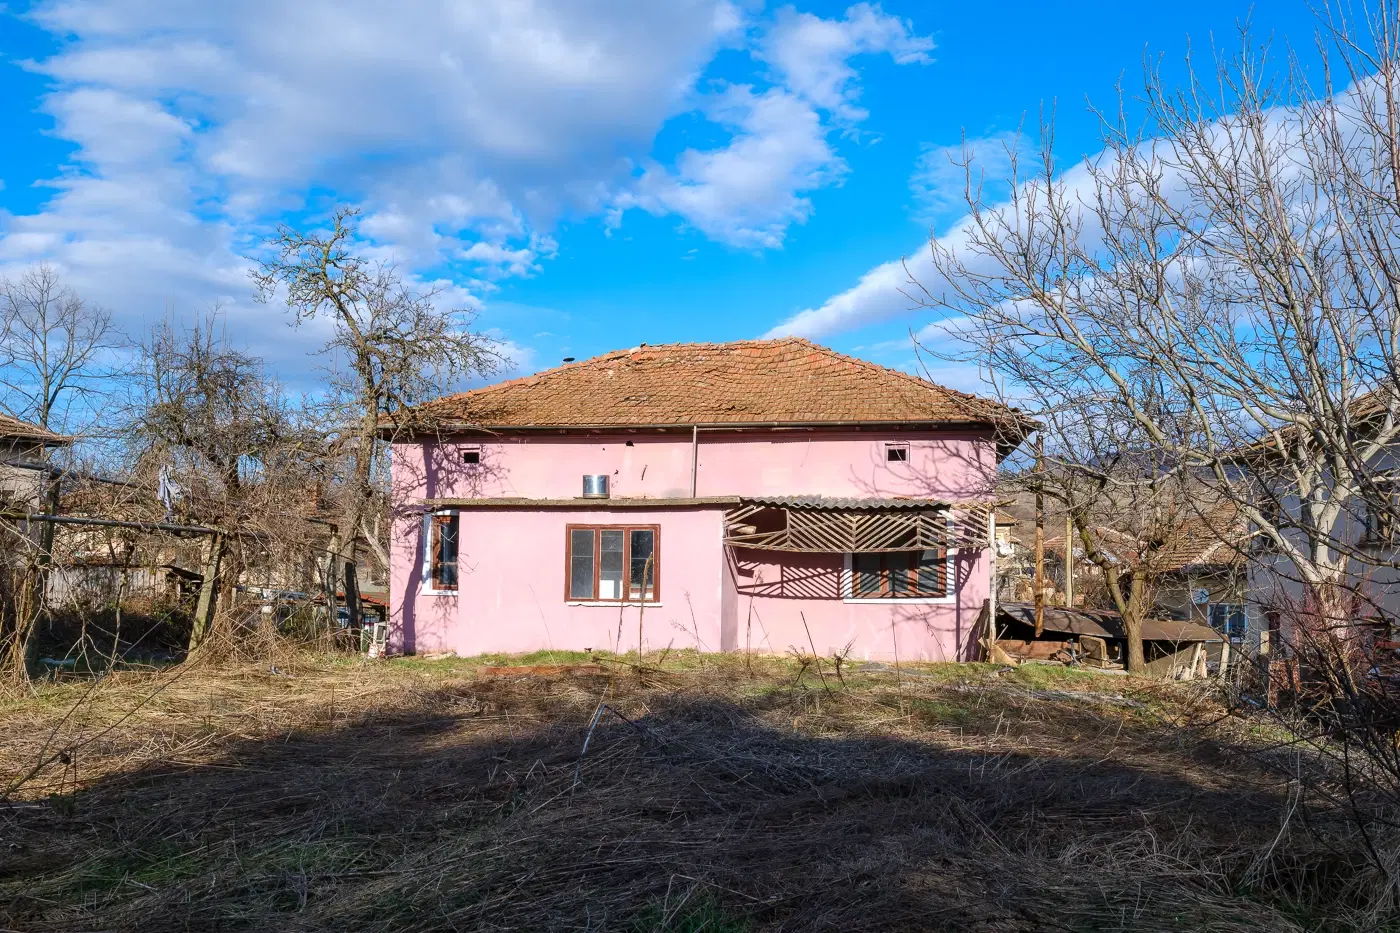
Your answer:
1149;501;1254;572
406;338;1030;433
0;413;68;444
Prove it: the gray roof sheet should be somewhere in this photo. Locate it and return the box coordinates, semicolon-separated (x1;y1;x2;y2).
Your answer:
741;496;953;510
998;602;1222;643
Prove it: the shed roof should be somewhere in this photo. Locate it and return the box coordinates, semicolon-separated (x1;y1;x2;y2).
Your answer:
997;602;1222;643
0;413;68;445
401;338;1031;437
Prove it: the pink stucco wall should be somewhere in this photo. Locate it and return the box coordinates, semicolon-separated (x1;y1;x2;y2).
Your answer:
394;430;995;503
393;506;726;656
389;429;996;659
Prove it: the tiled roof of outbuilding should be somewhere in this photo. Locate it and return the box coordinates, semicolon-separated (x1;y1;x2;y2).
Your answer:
406;338;1030;434
0;413;68;444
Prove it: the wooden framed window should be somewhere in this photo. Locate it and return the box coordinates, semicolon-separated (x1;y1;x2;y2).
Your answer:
566;525;659;602
850;550;945;599
427;512;459;591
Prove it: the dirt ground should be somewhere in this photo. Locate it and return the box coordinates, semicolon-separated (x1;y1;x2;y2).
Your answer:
0;652;1392;932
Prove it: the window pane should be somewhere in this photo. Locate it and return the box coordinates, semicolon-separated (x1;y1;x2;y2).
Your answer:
852;553;882;597
433;515;459;589
916;550;943;596
599;530;625;600
569;529;595;599
629;529;655;599
888;554;911;596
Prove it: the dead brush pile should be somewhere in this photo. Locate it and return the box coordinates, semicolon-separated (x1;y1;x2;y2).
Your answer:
0;655;1394;932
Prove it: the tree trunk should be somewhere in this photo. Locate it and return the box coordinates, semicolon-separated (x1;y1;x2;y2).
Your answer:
22;473;61;679
343;559;361;647
338;401;379;644
189;532;225;651
1122;606;1146;674
321;529;341;637
1301;578;1362;693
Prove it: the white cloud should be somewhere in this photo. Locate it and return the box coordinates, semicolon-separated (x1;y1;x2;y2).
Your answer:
764;151;1089;339
765;96;1318;341
758;3;933;122
623;84;843;249
763;242;927;338
2;0;749;366
910;134;1022;227
614;3;933;248
1;0;934;371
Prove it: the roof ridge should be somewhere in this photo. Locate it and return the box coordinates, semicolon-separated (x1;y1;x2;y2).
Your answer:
796;340;1020;415
401;336;1031;433
423;337;814;411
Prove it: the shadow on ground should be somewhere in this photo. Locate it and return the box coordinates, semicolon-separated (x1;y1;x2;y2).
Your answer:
0;674;1371;932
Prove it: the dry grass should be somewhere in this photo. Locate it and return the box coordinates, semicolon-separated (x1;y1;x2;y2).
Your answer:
0;651;1394;932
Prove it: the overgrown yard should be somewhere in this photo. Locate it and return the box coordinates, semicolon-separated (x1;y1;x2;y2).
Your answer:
0;652;1392;932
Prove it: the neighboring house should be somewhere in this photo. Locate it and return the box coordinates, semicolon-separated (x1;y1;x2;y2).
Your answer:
1148;501;1252;644
388;338;1031;661
0;413;68;511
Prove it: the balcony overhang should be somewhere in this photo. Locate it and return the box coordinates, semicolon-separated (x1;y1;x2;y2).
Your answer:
723;496;993;553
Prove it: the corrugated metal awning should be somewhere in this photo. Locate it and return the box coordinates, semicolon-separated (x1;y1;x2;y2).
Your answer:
739;495;953;510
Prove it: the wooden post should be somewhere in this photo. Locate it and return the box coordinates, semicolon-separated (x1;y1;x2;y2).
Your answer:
977;598;998;662
189;531;224;650
1218;639;1231;678
1034;434;1045;637
1063;512;1074;607
986;508;998;637
22;473;62;679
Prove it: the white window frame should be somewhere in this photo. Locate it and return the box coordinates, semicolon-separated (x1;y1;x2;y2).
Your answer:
1208;602;1247;640
420;509;460;596
841;548;957;605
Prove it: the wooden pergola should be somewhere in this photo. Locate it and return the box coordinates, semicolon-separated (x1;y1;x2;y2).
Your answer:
722;497;993;554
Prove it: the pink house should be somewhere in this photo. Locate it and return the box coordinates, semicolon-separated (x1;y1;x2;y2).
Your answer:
388;338;1030;661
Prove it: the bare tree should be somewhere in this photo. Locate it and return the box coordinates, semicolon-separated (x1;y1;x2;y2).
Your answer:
915;12;1400;669
1001;440;1203;671
133;315;291;649
250;207;500;633
0;263;119;435
913;7;1400;889
0;263;120;677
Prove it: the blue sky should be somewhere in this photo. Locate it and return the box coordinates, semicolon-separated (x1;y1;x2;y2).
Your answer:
0;0;1325;394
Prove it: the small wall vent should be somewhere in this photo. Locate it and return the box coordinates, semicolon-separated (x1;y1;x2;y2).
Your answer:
582;474;610;499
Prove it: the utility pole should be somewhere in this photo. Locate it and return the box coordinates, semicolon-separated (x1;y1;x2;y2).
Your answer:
1034;434;1045;637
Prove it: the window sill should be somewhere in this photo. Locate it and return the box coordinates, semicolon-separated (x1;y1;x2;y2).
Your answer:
567;601;663;608
420;589;459;597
